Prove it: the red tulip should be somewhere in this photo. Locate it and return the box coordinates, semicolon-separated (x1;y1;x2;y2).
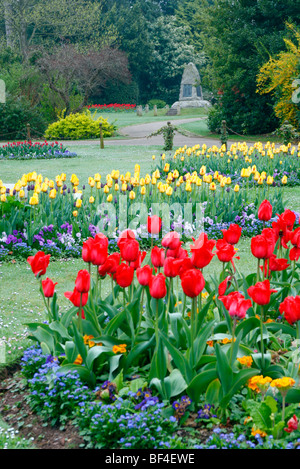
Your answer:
163;257;180;278
115;263;134;288
75;269;90;293
289;228;300;261
181;268;205;298
82;237;94;263
218;276;232;296
190;233;215;269
261;255;290;277
120;238;140;263
151;246;165;268
136;265;153;286
117;229;136;248
147;215;162;235
251;234;275;259
221;224;242;245
161;231;181;250
284;415;298;433
258;200;273;221
42;278;57;298
27;251;51;277
177;258;194;278
225;294;252;320
219;291;245;310
215;239;237;263
247;279;277;305
64;287;88;307
129;250;147;270
149;273;167;299
279;296;300;325
98;253;121;277
89;235;108;266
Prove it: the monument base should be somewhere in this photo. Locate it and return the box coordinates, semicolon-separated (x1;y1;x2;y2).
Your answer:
171;99;211;109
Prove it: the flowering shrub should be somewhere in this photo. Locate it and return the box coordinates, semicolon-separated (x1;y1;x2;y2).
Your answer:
44;110;116;140
0;141;77;160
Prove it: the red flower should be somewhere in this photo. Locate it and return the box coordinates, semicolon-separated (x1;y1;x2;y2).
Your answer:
149;273;167;299
219;291;245;310
215;239;237;263
261;255;290;277
98;253;121;277
181;269;205;298
284;415;298;433
129;250;147;270
82;237;94;263
151;246;165;268
64;288;88;307
42;278;57;298
251;233;275;259
163;257;180;278
221;292;252;320
279;296;300;325
147;215;162;235
120;238;140;263
289;228;300;261
89;235;108;266
117;229;136;248
190;233;215;269
247;279;277;306
258;200;273;221
27;251;51;277
75;269;90;293
161;231;181;250
221;224;242;245
218;276;232;296
115;263;134;288
136;265;153;286
177;258;194;278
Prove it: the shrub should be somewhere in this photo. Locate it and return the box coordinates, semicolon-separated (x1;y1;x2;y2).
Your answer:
148;99;167;109
44;110;116;140
0;95;47;140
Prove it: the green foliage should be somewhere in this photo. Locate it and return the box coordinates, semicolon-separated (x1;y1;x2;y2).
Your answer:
44;110;116;140
0;95;47;140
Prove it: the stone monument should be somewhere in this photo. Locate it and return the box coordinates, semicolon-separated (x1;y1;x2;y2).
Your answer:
169;62;210;112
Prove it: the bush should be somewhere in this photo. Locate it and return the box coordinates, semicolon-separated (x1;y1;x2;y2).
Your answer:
44;110;116;140
148;99;167;109
0;95;47;140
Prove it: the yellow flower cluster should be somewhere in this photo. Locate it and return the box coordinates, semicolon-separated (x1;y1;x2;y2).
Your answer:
248;375;295;394
112;344;127;354
237;356;253;368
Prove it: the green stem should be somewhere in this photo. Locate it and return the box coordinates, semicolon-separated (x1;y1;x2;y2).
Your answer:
260;305;265;370
191;297;196;369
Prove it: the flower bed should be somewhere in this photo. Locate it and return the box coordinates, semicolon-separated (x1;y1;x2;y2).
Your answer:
13;201;300;449
86;104;136;112
0;141;77;160
0;147;290;260
155;141;300;187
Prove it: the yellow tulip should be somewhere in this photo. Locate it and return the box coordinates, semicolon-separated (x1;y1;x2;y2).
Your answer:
129;191;136;200
0;194;6;202
234;184;239;192
49;189;57;199
107;194;113;202
89;196;95;204
73;210;78;217
76;198;82;208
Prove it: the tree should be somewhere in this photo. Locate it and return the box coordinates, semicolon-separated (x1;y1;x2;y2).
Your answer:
197;0;300;135
0;0;118;59
257;23;300;129
37;45;131;114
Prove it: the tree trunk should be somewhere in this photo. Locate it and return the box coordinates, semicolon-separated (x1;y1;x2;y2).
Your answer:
3;1;14;48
